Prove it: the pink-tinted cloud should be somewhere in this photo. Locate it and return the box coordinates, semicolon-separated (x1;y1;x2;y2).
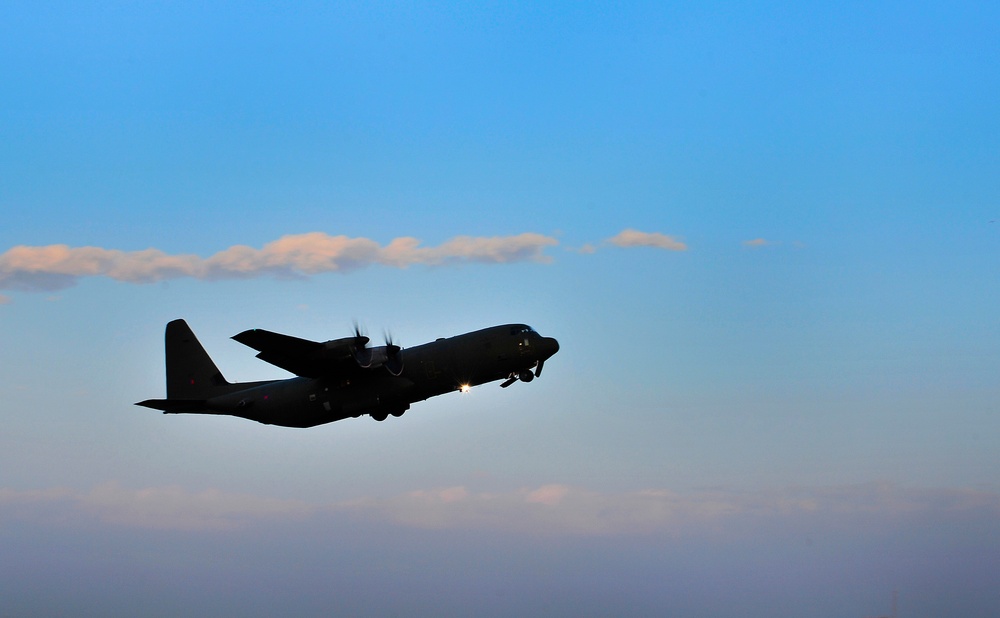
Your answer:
0;232;559;292
379;233;558;267
607;229;688;251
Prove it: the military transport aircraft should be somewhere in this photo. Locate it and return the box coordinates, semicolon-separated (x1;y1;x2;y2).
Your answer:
136;320;559;428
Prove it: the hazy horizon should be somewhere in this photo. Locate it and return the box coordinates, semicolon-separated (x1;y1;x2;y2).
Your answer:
2;2;998;616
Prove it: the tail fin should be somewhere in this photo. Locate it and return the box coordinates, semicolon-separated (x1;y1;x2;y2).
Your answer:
165;319;231;399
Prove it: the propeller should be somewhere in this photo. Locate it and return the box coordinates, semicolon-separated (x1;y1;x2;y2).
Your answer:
351;323;404;374
383;329;404;376
383;329;398;351
352;320;370;348
351;320;376;367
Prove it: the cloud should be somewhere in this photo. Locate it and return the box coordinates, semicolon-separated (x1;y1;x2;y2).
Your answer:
0;229;701;292
0;483;313;531
4;482;997;535
607;229;687;251
82;482;314;530
525;484;571;506
742;238;774;247
345;482;1000;536
0;232;559;292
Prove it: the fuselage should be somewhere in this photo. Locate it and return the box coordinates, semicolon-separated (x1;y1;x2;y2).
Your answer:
199;324;558;427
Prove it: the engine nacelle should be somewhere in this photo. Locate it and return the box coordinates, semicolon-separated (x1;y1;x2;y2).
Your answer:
354;345;404;376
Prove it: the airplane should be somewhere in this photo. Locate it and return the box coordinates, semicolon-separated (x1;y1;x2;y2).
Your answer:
136;319;559;428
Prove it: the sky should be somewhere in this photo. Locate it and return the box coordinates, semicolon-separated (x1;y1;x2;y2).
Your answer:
2;1;999;616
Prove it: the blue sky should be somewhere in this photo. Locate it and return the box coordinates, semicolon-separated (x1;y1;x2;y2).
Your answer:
2;2;999;616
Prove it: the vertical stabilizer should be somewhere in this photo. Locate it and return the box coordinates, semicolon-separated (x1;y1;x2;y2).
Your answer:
165;319;230;399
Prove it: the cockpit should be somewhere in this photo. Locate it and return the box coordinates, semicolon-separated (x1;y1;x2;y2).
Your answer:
510;325;536;336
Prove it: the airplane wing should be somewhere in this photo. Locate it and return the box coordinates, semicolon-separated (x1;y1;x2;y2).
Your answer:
231;328;357;378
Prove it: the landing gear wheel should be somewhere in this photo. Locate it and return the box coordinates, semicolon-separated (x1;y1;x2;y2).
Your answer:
371;411;389;422
518;370;534;383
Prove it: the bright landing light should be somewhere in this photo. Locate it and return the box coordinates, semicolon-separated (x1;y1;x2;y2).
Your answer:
459;384;471;393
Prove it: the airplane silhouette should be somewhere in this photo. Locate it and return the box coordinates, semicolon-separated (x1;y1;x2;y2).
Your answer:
137;319;559;428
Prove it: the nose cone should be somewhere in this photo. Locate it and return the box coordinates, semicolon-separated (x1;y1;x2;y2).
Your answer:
539;336;560;360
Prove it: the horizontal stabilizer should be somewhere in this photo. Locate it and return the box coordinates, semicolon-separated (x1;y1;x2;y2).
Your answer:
135;399;207;413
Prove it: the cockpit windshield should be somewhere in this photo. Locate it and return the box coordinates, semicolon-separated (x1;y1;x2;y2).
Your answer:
510;325;535;335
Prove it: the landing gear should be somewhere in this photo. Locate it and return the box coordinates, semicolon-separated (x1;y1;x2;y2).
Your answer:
371;404;408;421
501;367;539;388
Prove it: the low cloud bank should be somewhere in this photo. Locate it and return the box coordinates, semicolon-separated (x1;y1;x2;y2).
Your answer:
2;482;996;535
